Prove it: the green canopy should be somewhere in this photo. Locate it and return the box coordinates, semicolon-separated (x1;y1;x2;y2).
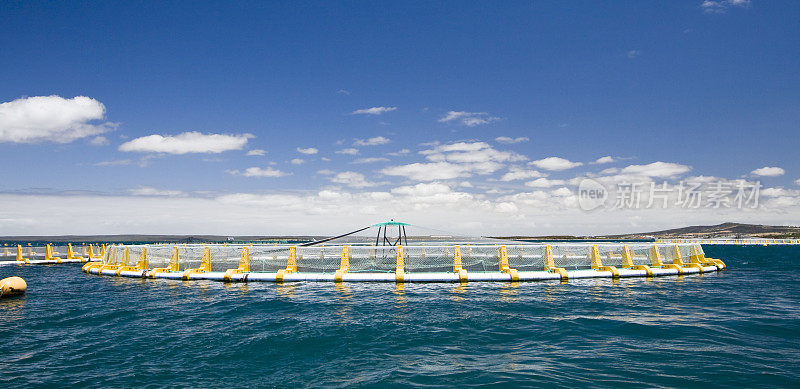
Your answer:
371;220;411;227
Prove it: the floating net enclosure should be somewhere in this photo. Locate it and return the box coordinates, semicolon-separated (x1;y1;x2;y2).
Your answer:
0;244;96;266
83;221;727;283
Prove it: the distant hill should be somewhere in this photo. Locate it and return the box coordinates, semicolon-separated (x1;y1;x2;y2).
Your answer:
496;223;800;240
601;222;800;239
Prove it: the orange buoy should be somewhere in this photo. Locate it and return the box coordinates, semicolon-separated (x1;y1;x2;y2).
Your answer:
0;276;27;297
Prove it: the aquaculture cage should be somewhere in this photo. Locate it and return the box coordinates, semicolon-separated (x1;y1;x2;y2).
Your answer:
84;222;726;283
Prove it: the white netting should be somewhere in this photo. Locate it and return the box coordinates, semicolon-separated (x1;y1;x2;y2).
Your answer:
74;245;88;256
244;245;289;272
0;246;17;260
465;245;501;272
98;243;703;273
174;246;207;271
146;246;174;268
24;246;43;259
295;246;341;273
627;244;656;266
596;244;625;267
403;245;454;273
49;245;67;256
103;246;118;265
694;244;705;256
550;244;593;269
659;246;676;263
676;245;693;262
506;245;546;271
127;246;144;265
347;246;397;273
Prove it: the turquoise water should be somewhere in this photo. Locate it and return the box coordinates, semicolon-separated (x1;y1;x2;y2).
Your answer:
1;245;798;387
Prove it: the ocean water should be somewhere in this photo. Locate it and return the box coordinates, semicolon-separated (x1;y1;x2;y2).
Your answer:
1;245;798;387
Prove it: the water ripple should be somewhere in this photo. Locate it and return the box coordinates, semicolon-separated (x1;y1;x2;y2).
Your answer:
1;245;799;387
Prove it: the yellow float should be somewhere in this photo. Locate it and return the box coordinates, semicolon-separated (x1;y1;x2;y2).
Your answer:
0;276;27;297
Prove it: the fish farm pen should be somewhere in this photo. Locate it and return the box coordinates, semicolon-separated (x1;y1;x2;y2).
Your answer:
0;243;101;265
80;241;726;283
0;222;747;283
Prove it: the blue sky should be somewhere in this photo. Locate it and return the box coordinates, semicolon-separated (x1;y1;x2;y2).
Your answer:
0;0;798;236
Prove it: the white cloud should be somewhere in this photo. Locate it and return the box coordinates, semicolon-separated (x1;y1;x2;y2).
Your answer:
391;182;449;196
421;141;526;164
290;158;305;165
336;148;359;155
701;0;750;13
228;167;290;178
388;149;410;156
525;178;567;188
95;159;132;167
761;187;792;197
0;95;116;143
352;157;389;164
463;117;495;126
316;169;335;175
381;162;469;181
383;142;525;181
438;111;471;123
119;132;252;154
390;183;474;206
297;147;318;155
620;162;691;177
247;149;266;156
500;167;546;181
438;111;499;127
336;89;350;95
495;202;518;213
354;136;390;146
128;187;185;197
551;187;573;197
495;136;529;144
351;107;397;115
751;166;785;177
594;156;615;164
600;167;620;175
795;178;800;186
530;157;583;171
426;142;484;153
88;136;109;146
627;50;640;58
760;187;800;208
331;171;376;188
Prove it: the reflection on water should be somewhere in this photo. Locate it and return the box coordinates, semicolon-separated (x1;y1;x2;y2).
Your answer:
451;283;467;301
499;282;519;303
334;282;352;299
275;282;296;298
333;283;353;323
0;295;26;317
394;282;407;307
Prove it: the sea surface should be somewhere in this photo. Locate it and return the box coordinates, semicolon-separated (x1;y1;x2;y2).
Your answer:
1;245;798;387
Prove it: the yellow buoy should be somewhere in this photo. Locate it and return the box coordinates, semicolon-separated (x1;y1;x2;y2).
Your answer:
0;276;27;297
